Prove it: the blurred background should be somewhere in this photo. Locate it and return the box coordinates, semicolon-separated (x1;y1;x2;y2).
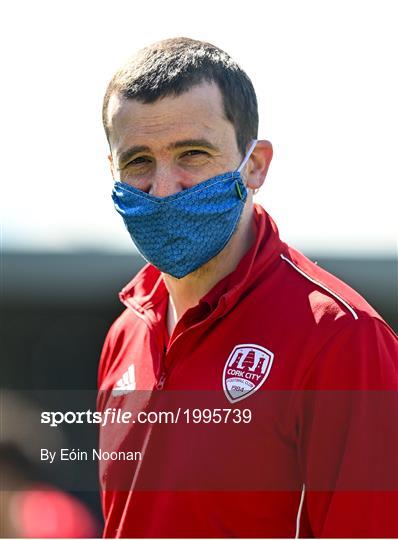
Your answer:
1;0;397;537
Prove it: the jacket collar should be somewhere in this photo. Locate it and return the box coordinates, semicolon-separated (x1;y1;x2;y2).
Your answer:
119;204;286;317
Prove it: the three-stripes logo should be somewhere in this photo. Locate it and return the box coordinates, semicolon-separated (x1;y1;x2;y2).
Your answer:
112;364;136;397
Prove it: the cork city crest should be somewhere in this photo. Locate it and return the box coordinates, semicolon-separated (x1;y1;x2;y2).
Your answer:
223;344;274;403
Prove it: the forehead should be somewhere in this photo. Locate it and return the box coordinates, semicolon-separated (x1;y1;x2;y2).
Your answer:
107;81;236;152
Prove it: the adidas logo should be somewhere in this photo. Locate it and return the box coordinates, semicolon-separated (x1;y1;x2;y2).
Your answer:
112;365;136;397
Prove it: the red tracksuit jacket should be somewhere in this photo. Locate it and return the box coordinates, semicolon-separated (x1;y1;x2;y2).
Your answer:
97;204;398;538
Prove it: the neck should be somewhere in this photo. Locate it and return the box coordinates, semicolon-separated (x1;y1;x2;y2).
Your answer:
163;202;256;333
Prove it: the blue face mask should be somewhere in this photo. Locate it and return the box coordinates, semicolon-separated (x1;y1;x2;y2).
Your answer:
112;140;257;279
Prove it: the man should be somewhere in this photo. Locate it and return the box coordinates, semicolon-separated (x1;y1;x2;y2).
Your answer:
97;37;398;538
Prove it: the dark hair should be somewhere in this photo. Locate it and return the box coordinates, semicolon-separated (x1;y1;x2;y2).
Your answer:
102;37;258;156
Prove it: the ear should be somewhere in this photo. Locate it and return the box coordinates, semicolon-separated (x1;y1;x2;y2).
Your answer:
245;140;273;191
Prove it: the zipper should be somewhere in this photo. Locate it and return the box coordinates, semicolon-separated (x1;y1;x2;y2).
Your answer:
154;342;168;390
122;295;224;392
155;371;167;390
154;303;227;390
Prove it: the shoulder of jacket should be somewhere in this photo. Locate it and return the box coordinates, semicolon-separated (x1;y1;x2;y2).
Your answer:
278;248;381;323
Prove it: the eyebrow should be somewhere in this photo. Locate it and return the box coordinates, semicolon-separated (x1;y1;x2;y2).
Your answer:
117;139;219;167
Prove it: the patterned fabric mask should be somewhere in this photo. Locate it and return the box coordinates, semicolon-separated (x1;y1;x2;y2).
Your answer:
112;140;257;278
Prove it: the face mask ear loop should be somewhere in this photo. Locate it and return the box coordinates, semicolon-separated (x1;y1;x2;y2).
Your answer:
236;139;257;174
234;139;257;199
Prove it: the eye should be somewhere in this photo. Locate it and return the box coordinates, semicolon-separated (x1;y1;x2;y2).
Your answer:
179;149;212;165
126;156;151;167
181;149;208;157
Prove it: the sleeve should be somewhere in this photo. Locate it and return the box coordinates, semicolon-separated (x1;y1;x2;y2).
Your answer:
297;316;398;538
96;317;122;413
97;325;115;390
97;309;133;392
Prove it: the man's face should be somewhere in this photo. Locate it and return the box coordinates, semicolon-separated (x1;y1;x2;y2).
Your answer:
107;81;244;196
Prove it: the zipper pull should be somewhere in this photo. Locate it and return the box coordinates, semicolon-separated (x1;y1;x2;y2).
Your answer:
155;371;167;390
